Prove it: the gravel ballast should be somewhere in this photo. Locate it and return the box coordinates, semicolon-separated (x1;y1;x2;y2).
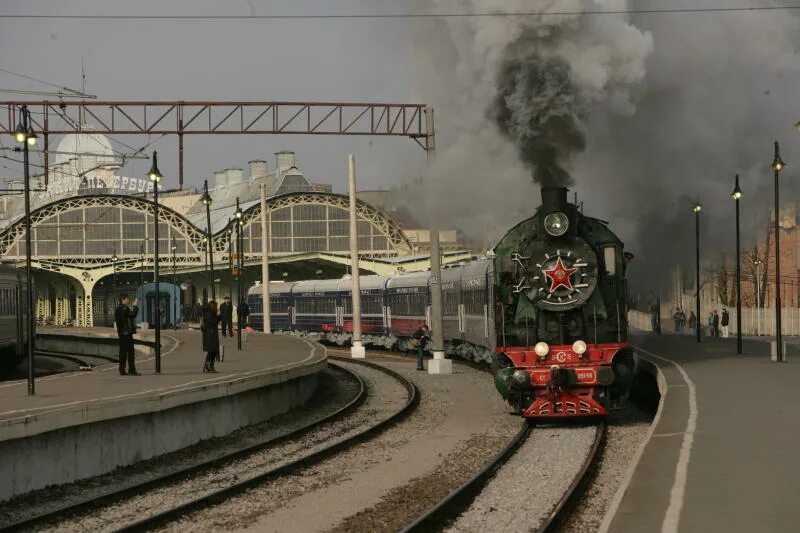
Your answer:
167;356;520;532
41;361;407;532
0;364;361;530
448;425;598;532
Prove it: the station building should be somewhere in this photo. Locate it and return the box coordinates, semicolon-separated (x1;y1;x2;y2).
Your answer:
0;130;470;327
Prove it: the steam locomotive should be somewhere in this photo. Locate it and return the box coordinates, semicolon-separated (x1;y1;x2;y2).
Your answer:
248;185;634;418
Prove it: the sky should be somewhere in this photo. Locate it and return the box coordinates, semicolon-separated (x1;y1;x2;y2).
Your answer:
0;0;429;193
3;0;800;294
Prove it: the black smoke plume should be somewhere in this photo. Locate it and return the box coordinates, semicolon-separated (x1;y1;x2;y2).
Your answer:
491;28;586;187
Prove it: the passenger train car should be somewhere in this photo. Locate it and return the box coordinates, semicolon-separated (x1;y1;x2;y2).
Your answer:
249;185;634;419
0;265;34;375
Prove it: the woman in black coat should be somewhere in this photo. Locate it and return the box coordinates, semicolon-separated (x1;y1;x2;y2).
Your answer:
201;301;221;372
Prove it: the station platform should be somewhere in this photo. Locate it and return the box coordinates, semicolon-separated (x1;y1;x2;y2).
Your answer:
603;333;800;533
0;329;326;501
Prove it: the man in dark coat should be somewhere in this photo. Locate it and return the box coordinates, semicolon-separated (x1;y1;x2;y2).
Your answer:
411;325;430;371
114;294;139;376
721;308;730;338
201;301;221;372
712;310;720;338
219;296;234;337
238;299;250;331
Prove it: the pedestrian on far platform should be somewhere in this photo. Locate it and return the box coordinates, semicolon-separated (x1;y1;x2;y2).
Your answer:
201;300;221;373
219;296;234;337
712;310;720;337
114;294;140;376
689;311;697;335
708;312;715;337
411;325;430;371
721;308;730;338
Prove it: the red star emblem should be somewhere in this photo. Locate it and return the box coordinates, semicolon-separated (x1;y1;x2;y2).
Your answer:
542;256;578;292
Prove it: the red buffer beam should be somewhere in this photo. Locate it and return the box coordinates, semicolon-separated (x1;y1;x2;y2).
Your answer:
1;101;427;137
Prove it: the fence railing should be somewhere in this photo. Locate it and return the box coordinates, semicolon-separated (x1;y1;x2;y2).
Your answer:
631;307;800;336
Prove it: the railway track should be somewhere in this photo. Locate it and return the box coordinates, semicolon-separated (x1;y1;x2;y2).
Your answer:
0;357;416;532
405;420;606;532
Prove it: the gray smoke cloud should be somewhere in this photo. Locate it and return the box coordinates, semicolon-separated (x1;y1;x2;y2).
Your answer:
408;0;651;246
491;45;586;186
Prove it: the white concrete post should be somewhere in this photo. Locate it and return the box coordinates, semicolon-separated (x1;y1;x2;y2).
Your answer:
425;107;452;374
348;154;365;358
260;183;271;334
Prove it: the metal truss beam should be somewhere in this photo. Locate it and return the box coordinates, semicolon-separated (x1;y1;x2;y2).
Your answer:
230;191;414;258
1;101;427;137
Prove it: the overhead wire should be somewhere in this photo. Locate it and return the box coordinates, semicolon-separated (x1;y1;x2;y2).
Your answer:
1;6;800;19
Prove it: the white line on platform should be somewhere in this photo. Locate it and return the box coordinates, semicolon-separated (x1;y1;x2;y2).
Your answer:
637;346;698;533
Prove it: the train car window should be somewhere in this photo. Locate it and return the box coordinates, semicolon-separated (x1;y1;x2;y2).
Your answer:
604;246;617;276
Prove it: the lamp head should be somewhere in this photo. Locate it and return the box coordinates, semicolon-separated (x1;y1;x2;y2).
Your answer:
773;141;786;172
112;253;118;262
13;124;26;144
693;203;702;213
147;151;163;183
732;174;742;200
200;191;212;206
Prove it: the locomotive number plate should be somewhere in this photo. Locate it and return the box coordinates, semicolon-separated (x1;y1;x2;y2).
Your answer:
575;369;596;382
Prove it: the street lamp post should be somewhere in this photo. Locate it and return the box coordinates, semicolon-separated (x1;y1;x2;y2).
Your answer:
12;105;38;395
200;180;215;302
235;199;243;351
772;141;786;362
227;219;233;304
732;175;743;354
754;258;762;336
693;203;702;343
171;240;177;288
148;151;163;373
202;237;209;303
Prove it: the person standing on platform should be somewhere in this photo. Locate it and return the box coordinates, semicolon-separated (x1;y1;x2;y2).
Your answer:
219;296;234;337
721;308;730;338
201;301;221;372
689;311;697;335
411;325;430;371
238;298;251;332
115;294;139;376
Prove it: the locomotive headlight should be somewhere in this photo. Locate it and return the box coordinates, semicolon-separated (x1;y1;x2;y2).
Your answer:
572;340;587;356
534;342;549;358
544;212;569;237
511;369;531;388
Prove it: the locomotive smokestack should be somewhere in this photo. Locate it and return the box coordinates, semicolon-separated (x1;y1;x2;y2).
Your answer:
541;186;568;213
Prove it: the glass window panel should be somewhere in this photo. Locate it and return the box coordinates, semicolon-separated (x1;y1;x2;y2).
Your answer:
36;227;58;240
271;208;291;221
357;221;371;235
37;241;57;255
293;221;326;237
86;241;116;255
123;224;146;239
61;241;83;255
271;222;291;237
329;237;348;251
59;210;83;223
373;236;387;250
293;238;326;252
122;209;145;223
329;221;348;236
358;236;371;250
328;207;348;220
271;238;292;252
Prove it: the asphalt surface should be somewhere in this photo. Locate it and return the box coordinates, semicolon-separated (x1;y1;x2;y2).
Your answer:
606;333;800;533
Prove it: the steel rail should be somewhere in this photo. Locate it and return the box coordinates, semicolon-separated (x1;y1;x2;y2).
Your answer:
401;422;532;532
0;362;367;532
537;420;608;532
112;356;418;532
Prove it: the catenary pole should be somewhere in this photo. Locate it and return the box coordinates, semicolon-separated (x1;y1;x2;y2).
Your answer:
425;107;452;374
260;183;271;333
348;154;365;358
